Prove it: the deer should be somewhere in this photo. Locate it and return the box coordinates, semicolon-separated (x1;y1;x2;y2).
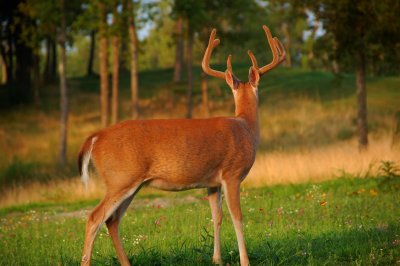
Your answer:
78;25;285;266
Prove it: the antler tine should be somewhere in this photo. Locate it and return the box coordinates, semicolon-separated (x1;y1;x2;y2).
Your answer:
258;25;286;76
247;50;259;69
274;38;286;63
227;54;233;72
201;29;226;80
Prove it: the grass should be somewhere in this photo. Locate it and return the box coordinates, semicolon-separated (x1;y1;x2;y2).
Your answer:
0;175;399;265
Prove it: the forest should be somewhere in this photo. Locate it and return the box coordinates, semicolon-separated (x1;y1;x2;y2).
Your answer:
0;0;400;265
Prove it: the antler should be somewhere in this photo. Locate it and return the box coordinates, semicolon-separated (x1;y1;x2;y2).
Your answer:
201;29;226;80
248;25;286;76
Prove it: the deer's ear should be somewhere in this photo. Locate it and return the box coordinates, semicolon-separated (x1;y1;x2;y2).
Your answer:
225;70;235;89
248;67;260;87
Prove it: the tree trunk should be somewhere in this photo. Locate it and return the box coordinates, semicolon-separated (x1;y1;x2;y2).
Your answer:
332;39;340;74
127;0;139;119
111;3;120;124
44;37;51;81
392;111;400;148
50;38;57;80
33;52;41;106
200;28;210;117
59;0;68;166
99;2;110;127
14;27;33;103
281;22;292;67
0;49;7;84
186;25;194;119
87;30;96;76
6;24;14;84
173;17;184;83
356;49;368;151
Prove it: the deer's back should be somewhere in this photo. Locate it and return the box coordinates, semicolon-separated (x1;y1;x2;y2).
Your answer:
90;118;256;189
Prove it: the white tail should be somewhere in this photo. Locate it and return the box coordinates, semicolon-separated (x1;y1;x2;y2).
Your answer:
79;136;97;188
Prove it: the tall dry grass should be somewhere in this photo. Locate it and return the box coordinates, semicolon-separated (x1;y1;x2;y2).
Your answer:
0;177;105;207
245;136;399;186
1;136;398;207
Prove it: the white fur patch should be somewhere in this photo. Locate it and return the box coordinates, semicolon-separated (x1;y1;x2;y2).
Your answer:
250;85;258;100
81;136;98;189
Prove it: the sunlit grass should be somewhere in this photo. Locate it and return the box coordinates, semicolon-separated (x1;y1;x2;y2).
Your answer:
0;176;399;265
246;137;400;187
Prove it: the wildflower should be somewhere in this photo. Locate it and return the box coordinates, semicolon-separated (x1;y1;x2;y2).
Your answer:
370;189;378;197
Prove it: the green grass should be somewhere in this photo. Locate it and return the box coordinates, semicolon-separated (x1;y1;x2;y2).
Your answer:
1;176;399;265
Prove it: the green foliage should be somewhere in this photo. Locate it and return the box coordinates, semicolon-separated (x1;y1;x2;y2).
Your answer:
379;160;400;178
0;176;399;265
308;0;400;73
0;157;48;186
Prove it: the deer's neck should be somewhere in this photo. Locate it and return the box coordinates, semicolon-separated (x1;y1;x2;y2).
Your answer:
234;93;260;146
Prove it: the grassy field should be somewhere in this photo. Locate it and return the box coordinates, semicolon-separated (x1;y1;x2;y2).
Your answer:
0;175;399;265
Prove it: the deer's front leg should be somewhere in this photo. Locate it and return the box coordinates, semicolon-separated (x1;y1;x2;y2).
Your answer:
222;180;249;266
208;187;223;264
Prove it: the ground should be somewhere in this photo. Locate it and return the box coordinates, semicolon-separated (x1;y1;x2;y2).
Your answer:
0;176;399;265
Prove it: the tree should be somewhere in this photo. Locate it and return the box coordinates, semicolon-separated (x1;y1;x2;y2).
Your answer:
266;0;308;68
172;16;184;83
126;0;139;119
72;1;98;77
111;0;121;124
98;1;110;128
87;30;96;76
308;0;400;151
59;0;68;165
173;0;206;118
185;23;194;118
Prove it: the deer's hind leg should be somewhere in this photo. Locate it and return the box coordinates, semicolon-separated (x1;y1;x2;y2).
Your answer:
208;187;223;264
81;182;142;266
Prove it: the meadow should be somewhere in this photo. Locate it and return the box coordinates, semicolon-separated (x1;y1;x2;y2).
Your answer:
0;174;399;265
0;65;399;265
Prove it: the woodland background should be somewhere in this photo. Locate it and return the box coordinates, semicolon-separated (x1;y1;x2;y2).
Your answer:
0;0;399;205
1;1;400;265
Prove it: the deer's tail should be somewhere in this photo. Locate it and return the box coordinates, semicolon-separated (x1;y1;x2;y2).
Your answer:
78;134;98;188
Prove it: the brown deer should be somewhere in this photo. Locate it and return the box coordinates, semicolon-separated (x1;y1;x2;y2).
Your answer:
79;25;285;266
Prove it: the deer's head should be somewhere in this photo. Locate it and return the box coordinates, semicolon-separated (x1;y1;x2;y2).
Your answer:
201;25;286;104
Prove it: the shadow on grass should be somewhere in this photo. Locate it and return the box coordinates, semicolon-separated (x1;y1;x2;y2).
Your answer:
251;223;398;265
67;222;398;265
